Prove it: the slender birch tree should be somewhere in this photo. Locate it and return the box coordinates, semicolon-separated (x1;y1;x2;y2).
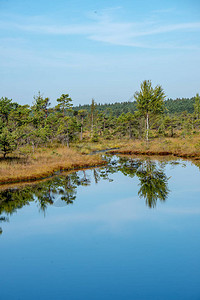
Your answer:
134;80;165;143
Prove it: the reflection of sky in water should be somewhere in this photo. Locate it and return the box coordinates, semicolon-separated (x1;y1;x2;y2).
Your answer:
1;159;200;300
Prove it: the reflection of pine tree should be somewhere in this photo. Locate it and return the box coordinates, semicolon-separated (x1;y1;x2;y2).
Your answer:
0;188;34;215
137;160;169;208
114;157;170;208
34;181;56;216
118;157;142;178
0;157;171;236
58;176;76;205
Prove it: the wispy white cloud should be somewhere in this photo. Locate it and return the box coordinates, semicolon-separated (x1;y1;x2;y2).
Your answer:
1;18;200;36
0;9;200;50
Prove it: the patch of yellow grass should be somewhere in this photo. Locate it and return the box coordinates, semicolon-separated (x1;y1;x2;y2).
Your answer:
0;147;106;184
107;136;200;159
72;138;128;154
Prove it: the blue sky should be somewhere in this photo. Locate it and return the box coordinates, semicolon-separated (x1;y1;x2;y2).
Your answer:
0;0;200;106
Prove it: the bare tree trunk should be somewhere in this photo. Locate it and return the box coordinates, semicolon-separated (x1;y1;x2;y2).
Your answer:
66;130;69;147
146;113;149;143
32;141;35;153
66;121;69;147
171;127;174;137
129;122;132;139
80;125;83;141
80;117;83;141
91;113;93;136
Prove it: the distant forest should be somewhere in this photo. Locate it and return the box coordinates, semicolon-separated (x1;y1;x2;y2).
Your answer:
74;97;196;116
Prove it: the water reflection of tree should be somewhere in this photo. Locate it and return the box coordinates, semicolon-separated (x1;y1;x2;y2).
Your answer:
0;172;91;233
0;157;171;235
87;156;170;208
136;160;169;208
115;157;170;208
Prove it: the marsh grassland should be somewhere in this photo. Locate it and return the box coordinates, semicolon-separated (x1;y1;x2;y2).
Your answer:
107;136;200;159
0;146;105;184
1;135;200;185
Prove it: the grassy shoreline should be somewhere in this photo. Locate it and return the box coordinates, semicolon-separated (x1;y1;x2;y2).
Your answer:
108;138;200;160
1;136;200;186
107;148;200;159
0;147;106;185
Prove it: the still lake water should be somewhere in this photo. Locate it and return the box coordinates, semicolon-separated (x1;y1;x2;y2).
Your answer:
0;156;200;300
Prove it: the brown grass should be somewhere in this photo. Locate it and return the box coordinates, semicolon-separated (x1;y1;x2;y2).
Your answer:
2;135;200;186
72;139;125;154
107;136;200;160
0;147;106;184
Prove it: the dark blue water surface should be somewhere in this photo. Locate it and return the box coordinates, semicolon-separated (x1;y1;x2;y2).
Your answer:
0;156;200;300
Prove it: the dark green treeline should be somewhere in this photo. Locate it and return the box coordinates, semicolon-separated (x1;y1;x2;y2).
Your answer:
74;97;196;116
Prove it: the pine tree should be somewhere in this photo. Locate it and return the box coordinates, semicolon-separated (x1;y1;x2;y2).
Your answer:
90;99;97;136
78;109;87;141
194;93;200;120
56;94;73;117
0;128;17;158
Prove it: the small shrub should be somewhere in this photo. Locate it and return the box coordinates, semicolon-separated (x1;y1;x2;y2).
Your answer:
91;132;99;142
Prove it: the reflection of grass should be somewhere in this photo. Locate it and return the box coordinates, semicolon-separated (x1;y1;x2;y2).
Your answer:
0;147;105;184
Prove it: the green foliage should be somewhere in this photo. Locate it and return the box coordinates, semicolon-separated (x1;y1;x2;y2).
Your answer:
134;80;165;142
0;128;17;158
74;97;196;116
0;85;200;157
9;105;31;127
103;128;113;140
90;99;97;135
91;130;99;142
57;116;79;146
32;92;51;127
165;97;195;114
0;97;17;124
78;109;87;141
33;92;50;113
74;101;137;117
194;93;200;120
56;94;73;117
134;80;165;116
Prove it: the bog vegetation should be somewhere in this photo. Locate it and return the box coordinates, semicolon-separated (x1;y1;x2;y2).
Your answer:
0;80;200;183
1;81;200;156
